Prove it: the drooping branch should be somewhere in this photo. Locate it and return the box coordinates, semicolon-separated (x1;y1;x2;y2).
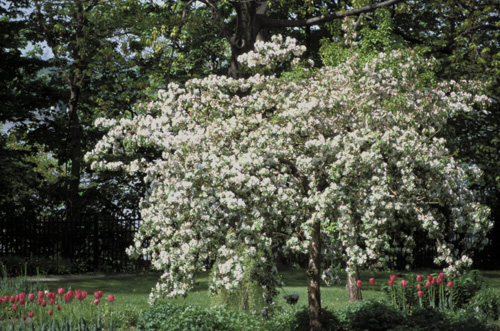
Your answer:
259;0;406;28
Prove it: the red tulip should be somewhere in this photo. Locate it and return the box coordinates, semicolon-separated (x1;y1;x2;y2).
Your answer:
448;281;454;288
401;279;408;289
416;275;422;282
57;305;61;311
439;272;445;279
38;291;44;299
18;293;26;301
64;294;71;303
432;278;437;285
19;298;25;306
4;296;9;303
67;291;75;299
81;291;87;299
49;309;53;316
417;291;424;298
390;275;397;282
94;291;103;299
12;304;17;311
436;277;443;285
28;293;35;302
23;315;27;321
58;288;65;296
10;296;15;303
107;295;115;303
94;299;100;305
50;298;55;305
42;299;47;307
356;280;362;287
369;278;375;285
388;280;394;287
28;312;34;318
427;275;433;282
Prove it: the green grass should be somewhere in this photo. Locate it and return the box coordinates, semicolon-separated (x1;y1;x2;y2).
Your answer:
3;267;500;319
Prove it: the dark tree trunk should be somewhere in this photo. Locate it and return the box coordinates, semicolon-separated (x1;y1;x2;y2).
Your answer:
308;219;322;331
67;85;82;226
228;1;264;77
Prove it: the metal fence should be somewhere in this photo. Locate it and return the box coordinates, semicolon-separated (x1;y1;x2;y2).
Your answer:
0;213;145;272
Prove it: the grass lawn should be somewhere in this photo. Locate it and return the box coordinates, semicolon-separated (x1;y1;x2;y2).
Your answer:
26;267;499;313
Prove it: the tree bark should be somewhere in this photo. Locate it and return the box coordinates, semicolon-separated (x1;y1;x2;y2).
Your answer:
308;219;322;331
346;262;362;302
67;85;82;227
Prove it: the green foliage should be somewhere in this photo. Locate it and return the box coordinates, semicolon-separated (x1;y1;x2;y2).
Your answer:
453;270;485;309
282;305;343;331
137;303;266;331
468;287;500;322
343;300;404;331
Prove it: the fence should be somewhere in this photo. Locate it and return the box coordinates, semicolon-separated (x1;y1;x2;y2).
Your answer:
0;213;146;272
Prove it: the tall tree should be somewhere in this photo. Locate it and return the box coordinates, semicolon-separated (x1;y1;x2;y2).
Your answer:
87;37;491;330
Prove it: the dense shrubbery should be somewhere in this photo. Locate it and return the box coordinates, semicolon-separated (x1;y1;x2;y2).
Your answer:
137;300;495;331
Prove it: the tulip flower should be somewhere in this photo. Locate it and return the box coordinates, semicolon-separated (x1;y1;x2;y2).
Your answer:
356;280;362;287
390;275;397;282
58;288;65;296
10;296;15;303
426;280;431;287
57;305;61;311
417;283;422;290
369;278;375;285
50;298;55;305
12;304;18;311
427;275;433;282
42;299;47;307
28;312;34;318
388;280;394;287
436;277;443;285
401;280;408;288
417;291;424;298
49;309;53;316
416;275;422;282
108;295;115;303
448;281;454;288
38;291;44;299
28;293;35;302
439;272;445;279
94;299;100;305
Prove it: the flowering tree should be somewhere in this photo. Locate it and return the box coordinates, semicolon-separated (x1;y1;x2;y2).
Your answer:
86;36;492;330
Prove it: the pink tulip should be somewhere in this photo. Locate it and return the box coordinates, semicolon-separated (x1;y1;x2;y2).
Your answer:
28;293;35;302
448;281;454;288
427;275;433;282
58;288;65;296
416;275;422;282
67;291;75;300
417;283;422;290
369;278;375;285
28;312;34;318
49;309;53;316
108;295;115;303
388;280;394;287
38;291;44;299
417;291;424;297
94;299;100;305
12;304;17;311
356;280;362;287
436;277;443;285
401;279;408;289
94;291;103;299
42;299;47;307
390;275;397;282
19;298;25;306
50;298;55;305
439;272;445;279
426;280;431;287
10;296;15;303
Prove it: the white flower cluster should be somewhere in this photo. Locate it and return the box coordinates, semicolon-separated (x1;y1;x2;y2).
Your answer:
237;35;306;71
86;41;492;300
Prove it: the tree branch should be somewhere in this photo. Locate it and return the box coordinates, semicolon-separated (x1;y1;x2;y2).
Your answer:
259;0;406;28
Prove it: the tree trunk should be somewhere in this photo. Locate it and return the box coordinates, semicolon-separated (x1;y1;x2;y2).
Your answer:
308;219;322;331
228;1;264;77
346;262;362;302
67;85;82;226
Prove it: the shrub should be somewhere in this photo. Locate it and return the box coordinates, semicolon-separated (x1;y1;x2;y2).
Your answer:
137;303;266;331
344;300;404;331
453;270;484;309
276;305;343;331
468;287;500;322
